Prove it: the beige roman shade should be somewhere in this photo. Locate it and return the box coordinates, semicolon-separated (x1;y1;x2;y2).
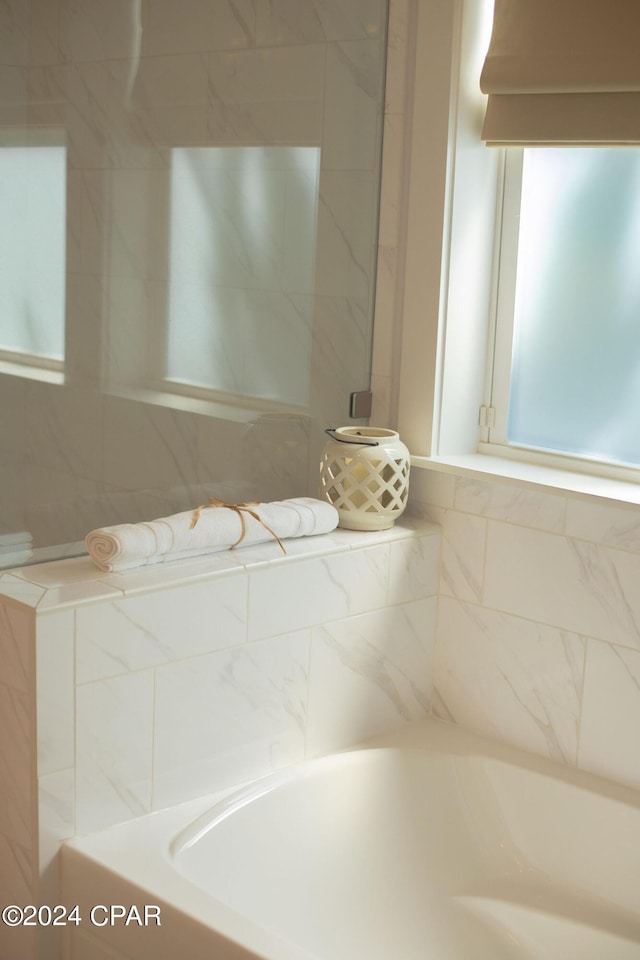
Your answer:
480;0;640;144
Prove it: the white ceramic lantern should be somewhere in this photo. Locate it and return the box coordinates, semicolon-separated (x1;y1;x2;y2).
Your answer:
319;427;410;531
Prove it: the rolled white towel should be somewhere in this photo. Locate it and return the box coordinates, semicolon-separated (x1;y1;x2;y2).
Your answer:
85;497;339;572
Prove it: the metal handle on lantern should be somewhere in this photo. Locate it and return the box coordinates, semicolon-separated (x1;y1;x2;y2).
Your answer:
324;428;379;447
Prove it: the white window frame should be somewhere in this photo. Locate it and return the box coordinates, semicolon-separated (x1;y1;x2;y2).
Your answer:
479;147;522;449
398;0;498;461
479;146;640;486
398;0;640;502
0;133;66;384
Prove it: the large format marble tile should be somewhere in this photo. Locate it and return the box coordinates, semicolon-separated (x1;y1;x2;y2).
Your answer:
35;769;70;960
0;467;27;543
0;599;35;692
107;168;169;281
484;521;640;649
75;670;154;834
207;96;324;145
306;598;437;756
61;61;111;170
38;768;74;889
129;50;208;115
0;0;30;66
102;395;199;492
309;295;370;426
579;638;640;790
36;609;74;775
98;550;244;595
63;276;107;390
26;381;104;483
207;45;325;144
58;0;140;63
408;468;456;513
28;0;61;67
433;597;585;765
0;65;27;126
439;509;486;603
210;44;325;105
454;475;567;532
0;375;27;468
0;572;46;608
565;496;640;552
0;682;33;848
255;0;385;45
141;0;256;57
25;466;81;544
387;532;440;604
248;544;390;640
75;573;248;682
152;631;310;808
66;928;124;960
315;171;375;301
0;833;36;960
322;38;384;170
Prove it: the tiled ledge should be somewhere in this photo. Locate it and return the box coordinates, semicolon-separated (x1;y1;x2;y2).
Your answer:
32;513;441;836
0;517;439;613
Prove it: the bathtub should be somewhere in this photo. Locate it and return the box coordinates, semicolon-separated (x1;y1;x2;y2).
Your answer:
61;718;640;960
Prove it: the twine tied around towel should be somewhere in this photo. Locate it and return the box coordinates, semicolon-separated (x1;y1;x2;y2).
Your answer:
190;497;287;555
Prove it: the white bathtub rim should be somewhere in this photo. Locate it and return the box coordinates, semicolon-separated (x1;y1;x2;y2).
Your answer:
62;716;640;960
64;714;640;882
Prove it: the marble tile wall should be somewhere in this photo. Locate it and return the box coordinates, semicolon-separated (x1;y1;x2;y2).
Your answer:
409;467;640;793
0;519;439;959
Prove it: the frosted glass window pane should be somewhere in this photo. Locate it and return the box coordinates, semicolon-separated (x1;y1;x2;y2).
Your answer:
508;147;640;467
0;146;66;360
166;146;320;407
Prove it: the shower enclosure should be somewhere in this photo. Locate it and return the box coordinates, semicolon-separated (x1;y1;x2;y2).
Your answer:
0;0;389;567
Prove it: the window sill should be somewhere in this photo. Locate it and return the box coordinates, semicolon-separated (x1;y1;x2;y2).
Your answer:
106;383;259;424
411;452;640;509
0;358;64;385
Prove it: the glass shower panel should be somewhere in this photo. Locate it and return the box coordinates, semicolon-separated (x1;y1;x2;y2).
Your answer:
0;0;389;568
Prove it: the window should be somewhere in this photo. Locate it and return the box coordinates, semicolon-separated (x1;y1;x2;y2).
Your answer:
0;144;66;369
164;145;321;409
397;0;640;491
485;146;640;474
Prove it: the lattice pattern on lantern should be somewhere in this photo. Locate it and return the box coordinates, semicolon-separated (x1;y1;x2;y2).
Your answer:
319;427;410;531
